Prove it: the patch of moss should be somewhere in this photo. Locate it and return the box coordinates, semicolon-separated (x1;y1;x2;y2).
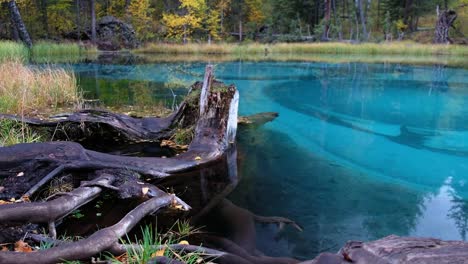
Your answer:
185;88;202;107
173;127;194;145
211;82;230;93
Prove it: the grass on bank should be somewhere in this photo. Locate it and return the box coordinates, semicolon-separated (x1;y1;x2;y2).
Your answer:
0;41;97;63
137;41;468;56
107;222;205;264
0;41;29;61
0;119;42;147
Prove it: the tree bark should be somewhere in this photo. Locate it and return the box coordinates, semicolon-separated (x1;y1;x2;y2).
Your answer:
354;0;368;41
90;0;96;44
7;0;32;48
323;0;331;40
75;0;81;41
434;8;457;44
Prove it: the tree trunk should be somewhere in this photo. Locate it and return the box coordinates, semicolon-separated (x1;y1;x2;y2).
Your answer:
434;7;457;44
7;0;32;48
239;20;243;42
355;0;368;41
75;0;81;41
323;0;331;40
90;0;96;44
39;0;49;38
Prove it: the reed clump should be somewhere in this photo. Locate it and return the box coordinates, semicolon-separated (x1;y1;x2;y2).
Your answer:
0;41;28;62
0;41;98;63
0;60;81;115
32;41;82;57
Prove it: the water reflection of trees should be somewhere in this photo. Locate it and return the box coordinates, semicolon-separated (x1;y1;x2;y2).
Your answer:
448;195;468;241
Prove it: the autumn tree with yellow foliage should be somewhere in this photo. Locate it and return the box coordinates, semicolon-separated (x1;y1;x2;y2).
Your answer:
162;0;220;43
128;0;154;41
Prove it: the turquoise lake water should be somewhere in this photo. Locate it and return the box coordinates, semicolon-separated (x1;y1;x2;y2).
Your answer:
70;59;468;259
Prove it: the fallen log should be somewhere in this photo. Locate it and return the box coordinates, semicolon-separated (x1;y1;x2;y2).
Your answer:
307;235;468;264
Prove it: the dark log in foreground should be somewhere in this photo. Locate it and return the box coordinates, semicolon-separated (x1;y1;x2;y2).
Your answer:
0;195;185;264
0;174;114;224
307;235;468;264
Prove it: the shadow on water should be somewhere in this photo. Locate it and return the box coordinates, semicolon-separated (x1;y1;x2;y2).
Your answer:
57;147;240;241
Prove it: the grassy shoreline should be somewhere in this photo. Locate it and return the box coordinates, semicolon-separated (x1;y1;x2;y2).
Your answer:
138;53;468;68
0;41;97;63
1;40;467;67
136;42;468;56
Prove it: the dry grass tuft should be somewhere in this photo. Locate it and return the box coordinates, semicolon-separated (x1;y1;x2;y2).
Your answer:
0;60;81;115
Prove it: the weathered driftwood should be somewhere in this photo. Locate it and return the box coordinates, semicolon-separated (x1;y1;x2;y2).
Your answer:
0;89;193;144
0;174;114;239
306;235;468;264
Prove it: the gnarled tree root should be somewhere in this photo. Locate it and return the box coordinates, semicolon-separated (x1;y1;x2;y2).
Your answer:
0;195;186;264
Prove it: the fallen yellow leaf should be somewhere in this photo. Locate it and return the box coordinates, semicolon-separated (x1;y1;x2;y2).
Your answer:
179;240;189;245
152;249;165;257
14;240;33;253
194;156;202;161
142;187;149;195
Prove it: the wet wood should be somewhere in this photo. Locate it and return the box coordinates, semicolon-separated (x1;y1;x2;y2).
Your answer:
309;235;468;264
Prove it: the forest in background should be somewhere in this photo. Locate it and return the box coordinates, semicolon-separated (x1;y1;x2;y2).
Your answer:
0;0;466;46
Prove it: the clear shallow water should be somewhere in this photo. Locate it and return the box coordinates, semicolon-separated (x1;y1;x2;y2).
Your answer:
69;59;468;259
